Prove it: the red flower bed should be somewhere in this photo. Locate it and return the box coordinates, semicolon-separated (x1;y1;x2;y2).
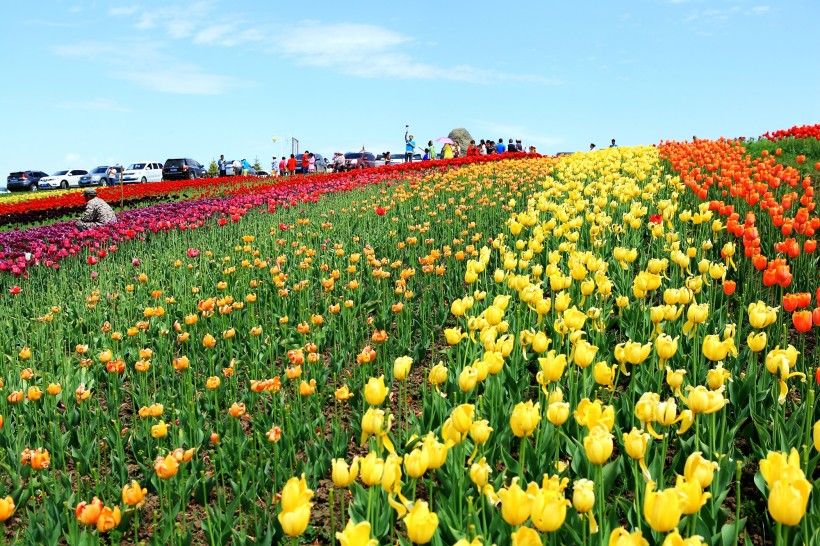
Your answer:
760;124;820;141
0;153;538;277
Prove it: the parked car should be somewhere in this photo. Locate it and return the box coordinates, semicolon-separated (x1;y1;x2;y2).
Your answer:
293;153;328;174
224;160;258;176
79;165;121;187
122;162;163;183
343;152;376;171
375;152;418;167
162;158;206;181
39;169;89;190
255;170;271;177
6;170;49;192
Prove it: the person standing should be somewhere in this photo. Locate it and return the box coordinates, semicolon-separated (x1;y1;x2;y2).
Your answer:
442;143;454;159
427;141;436;161
301;151;309;174
453;141;461;157
287;154;297;176
478;140;487;155
404;131;416;162
241;159;250;176
278;157;286;177
232;159;241;176
76;189;117;229
466;140;477;156
308;153;316;174
610;139;617;148
589;143;596;151
496;139;506;154
218;155;226;177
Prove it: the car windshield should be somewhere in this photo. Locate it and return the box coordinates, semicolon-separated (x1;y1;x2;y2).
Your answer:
345;153;374;160
53;170;68;176
9;172;24;177
91;167;108;174
128;163;146;170
164;159;184;168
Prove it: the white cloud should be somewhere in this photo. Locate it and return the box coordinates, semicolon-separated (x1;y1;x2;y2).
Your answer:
751;6;770;14
109;5;141;16
113;67;248;95
56;98;131;112
277;22;559;84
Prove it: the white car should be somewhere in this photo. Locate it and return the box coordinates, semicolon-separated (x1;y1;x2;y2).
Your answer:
39;169;89;190
121;162;163;184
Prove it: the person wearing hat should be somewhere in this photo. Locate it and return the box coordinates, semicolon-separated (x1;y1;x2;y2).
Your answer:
77;188;117;230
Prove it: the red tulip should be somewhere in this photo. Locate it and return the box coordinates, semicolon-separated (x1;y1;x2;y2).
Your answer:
87;256;98;265
375;206;386;216
793;310;812;332
722;280;736;295
812;308;820;326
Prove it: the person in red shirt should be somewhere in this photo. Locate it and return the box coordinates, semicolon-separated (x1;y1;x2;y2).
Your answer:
301;151;309;174
287;154;297;175
466;140;477;157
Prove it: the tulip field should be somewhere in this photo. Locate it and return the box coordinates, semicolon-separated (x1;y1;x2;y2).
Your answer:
2;126;820;546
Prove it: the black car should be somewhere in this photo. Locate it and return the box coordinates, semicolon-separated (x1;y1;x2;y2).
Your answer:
162;158;206;181
6;170;49;192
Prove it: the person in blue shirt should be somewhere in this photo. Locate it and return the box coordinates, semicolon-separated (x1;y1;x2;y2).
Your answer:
241;159;250;176
404;131;416;162
495;138;506;154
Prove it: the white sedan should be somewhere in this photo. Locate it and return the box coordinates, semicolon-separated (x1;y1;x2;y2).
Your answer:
121;162;163;183
39;169;89;190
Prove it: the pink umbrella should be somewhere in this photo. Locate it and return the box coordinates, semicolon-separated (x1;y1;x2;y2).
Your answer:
436;137;455;144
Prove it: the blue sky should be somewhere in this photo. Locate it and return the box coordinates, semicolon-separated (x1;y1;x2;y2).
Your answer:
2;0;818;181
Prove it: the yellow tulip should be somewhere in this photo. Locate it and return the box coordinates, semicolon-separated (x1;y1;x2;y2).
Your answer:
574;398;615;432
706;363;731;390
393;356;413;381
0;496;15;522
404;501;439;544
661;529;706;546
451;404;475;434
380;453;403;494
428;362;448;388
531;331;550;353
814;420;820;452
498;477;533;526
531;488;570;532
683;452;718;489
759;448;805;488
747;331;767;353
511;526;541;546
510;400;541;438
331;457;359;488
444;327;467;345
150;420;168;438
470;457;492;487
572;478;598;533
458;365;479;392
359;451;384;486
643;481;682;532
537;351;567;385
655;334;679;363
470;419;493;445
675;475;710;515
701;335;737;362
748;301;778;329
547;401;570;426
767;475;812;526
609;527;649;546
364;375;389;405
593;361;618;389
584;426;614;465
404;448;429;479
422;434;448;469
622;428;649;460
336;519;378;546
571;340;598;369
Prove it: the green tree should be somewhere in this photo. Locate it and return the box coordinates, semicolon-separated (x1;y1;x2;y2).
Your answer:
253;156;262;171
208;160;218;177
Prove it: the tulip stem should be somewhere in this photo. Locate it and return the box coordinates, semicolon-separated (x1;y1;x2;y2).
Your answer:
776;522;783;546
329;488;335;543
519;437;527;479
